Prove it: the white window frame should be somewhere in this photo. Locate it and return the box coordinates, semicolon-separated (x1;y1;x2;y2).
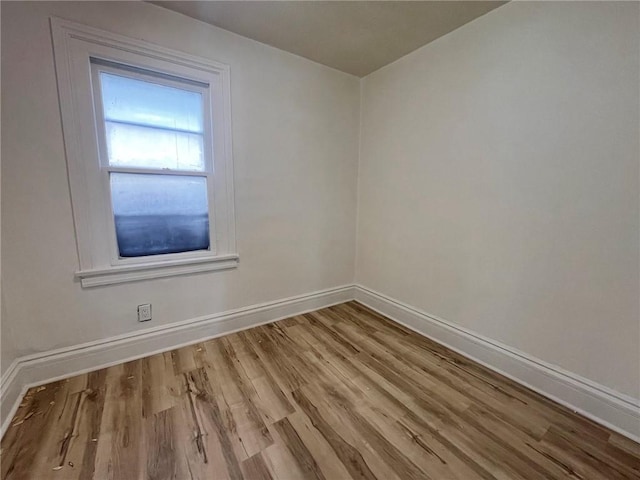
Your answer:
51;18;237;287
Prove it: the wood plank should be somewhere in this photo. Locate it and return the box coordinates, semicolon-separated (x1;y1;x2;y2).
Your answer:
2;382;66;479
170;346;198;375
290;388;379;480
209;339;274;458
284;409;354;480
142;351;179;418
304;381;430;480
171;370;236;480
92;360;143;479
240;453;273;480
60;370;108;480
144;408;184;480
271;417;326;480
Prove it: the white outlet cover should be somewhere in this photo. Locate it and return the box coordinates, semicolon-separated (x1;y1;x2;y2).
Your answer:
138;303;152;322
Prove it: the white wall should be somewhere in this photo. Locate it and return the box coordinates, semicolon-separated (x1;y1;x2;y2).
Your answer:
0;299;12;376
357;1;640;399
0;52;6;374
0;1;360;373
2;0;638;408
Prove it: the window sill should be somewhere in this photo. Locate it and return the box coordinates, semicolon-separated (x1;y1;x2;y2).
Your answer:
75;254;239;287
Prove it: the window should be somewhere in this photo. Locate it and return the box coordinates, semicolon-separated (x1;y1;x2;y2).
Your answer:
93;64;212;258
51;18;237;287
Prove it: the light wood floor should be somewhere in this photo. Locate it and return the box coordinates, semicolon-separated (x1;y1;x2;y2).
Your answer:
2;302;639;479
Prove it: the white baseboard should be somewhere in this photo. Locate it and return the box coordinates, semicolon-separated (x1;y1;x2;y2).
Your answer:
354;284;640;443
3;283;639;445
0;285;355;437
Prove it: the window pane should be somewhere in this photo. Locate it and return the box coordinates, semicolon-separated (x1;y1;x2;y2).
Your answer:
106;121;204;171
110;173;210;257
100;72;203;133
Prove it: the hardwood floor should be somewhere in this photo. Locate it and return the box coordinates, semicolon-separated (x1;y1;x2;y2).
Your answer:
1;301;639;479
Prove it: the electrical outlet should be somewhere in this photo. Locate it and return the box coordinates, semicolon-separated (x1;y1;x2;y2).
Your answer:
138;303;152;322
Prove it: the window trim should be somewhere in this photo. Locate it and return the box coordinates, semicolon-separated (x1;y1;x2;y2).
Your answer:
51;17;237;287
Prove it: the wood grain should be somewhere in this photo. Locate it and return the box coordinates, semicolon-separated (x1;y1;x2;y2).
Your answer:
2;301;639;479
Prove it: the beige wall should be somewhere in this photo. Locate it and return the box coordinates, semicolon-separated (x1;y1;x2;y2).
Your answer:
356;1;639;398
0;1;360;374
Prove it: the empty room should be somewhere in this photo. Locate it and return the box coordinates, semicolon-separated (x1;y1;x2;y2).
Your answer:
1;0;639;478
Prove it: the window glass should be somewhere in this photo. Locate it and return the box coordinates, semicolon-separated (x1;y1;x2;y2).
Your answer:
99;72;205;171
105;122;204;171
110;173;210;257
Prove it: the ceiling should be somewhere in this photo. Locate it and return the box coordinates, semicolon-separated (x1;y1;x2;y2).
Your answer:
151;1;507;77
